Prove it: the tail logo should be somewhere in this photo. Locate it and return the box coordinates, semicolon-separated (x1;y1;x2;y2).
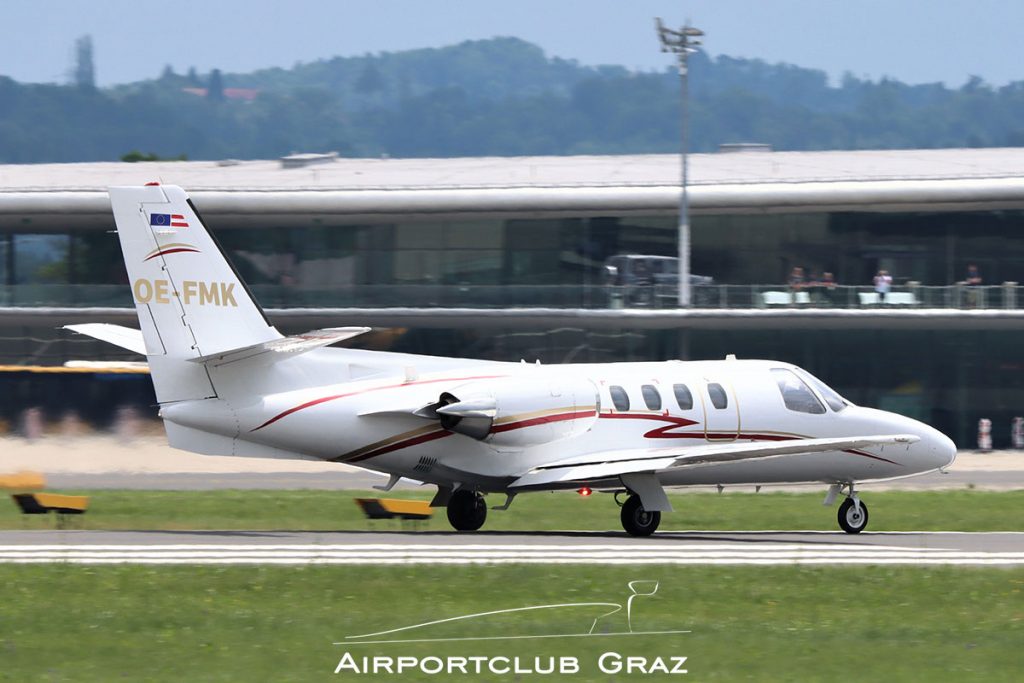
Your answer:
150;213;189;228
143;243;201;261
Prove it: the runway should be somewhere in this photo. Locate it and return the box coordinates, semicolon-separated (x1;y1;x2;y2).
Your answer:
2;530;1022;565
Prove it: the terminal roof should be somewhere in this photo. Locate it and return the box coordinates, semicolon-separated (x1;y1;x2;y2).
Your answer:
3;147;1024;193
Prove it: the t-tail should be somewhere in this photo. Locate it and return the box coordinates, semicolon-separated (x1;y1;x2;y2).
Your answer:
105;184;282;402
67;185;369;405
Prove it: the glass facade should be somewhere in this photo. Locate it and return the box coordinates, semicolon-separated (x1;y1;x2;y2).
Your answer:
693;210;1024;287
4;209;1024;295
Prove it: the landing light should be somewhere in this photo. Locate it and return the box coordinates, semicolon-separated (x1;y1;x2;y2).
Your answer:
577;487;593;497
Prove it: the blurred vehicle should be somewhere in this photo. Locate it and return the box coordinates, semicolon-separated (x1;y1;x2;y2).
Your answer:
603;255;714;307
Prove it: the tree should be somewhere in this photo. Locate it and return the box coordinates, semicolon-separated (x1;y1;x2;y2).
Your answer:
355;60;384;95
207;69;224;101
121;151;188;162
73;35;95;89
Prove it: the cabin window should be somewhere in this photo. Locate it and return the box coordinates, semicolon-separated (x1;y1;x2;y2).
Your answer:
772;369;826;414
673;384;693;410
641;384;662;411
707;383;728;410
609;385;630;411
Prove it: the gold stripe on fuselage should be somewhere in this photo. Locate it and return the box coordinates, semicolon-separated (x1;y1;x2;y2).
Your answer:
334;423;441;462
491;405;596;425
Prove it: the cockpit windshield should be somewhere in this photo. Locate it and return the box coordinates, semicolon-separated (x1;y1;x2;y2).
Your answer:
772;369;826;414
794;368;850;412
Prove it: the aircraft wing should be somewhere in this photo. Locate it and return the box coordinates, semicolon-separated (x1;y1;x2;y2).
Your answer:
64;324;146;355
509;434;919;489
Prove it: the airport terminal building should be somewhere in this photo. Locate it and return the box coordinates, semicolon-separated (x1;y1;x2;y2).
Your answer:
3;147;1024;445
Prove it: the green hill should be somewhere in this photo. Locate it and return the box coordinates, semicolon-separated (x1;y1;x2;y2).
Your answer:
1;37;1023;162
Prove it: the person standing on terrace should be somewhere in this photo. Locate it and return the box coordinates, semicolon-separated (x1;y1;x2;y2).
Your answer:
874;269;892;303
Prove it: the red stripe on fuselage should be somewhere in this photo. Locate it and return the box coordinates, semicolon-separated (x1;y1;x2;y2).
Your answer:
599;411;700;439
251;374;508;432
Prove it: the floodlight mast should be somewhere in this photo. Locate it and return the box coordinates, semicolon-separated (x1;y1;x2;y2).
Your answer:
656;18;703;308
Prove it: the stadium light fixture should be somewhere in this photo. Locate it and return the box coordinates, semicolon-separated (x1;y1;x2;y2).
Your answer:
655;18;704;307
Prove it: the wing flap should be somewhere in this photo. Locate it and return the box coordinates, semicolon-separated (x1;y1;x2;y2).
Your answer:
510;434;918;489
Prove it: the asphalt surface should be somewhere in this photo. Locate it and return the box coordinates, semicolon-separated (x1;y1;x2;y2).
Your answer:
0;528;1019;548
2;529;1019;551
1;530;1021;565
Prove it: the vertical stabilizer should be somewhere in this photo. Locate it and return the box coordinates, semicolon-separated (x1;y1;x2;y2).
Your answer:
109;184;282;402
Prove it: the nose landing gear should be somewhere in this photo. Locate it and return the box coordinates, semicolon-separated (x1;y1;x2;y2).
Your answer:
837;490;869;534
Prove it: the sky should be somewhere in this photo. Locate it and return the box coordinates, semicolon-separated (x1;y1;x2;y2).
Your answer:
0;0;1021;88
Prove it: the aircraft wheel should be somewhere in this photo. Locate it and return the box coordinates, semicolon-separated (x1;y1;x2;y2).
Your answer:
837;497;869;534
620;494;661;537
447;490;487;532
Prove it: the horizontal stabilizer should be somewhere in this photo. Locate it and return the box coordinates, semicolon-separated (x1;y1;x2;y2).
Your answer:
63;324;146;355
190;327;371;366
510;434;918;489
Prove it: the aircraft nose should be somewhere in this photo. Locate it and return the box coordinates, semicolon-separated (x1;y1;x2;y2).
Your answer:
887;411;957;471
930;429;958;469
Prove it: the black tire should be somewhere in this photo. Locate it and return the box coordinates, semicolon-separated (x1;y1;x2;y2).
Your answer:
837;497;869;534
446;490;487;532
620;494;661;537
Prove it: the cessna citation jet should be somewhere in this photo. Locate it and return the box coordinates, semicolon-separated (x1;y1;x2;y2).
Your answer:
67;185;957;536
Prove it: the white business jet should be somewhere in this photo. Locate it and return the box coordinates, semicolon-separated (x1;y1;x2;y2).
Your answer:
67;185;957;536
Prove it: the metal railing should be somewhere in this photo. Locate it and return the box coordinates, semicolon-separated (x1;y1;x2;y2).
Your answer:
0;282;1019;310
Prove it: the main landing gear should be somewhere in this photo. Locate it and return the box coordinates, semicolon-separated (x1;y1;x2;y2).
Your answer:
619;493;661;537
446;489;487;531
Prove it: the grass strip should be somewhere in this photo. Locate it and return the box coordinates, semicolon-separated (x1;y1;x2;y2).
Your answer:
0;564;1020;681
1;489;1021;532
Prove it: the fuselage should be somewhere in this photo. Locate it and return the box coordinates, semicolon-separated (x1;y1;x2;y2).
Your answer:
161;352;957;494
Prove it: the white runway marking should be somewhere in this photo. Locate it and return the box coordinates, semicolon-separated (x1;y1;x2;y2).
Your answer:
2;544;1022;565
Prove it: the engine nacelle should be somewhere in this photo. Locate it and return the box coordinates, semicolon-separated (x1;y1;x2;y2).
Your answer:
429;376;599;451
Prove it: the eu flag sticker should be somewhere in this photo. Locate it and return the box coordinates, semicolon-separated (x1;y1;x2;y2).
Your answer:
150;213;189;228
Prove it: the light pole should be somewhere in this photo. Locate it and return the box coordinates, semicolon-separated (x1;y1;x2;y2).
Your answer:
656;18;703;308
